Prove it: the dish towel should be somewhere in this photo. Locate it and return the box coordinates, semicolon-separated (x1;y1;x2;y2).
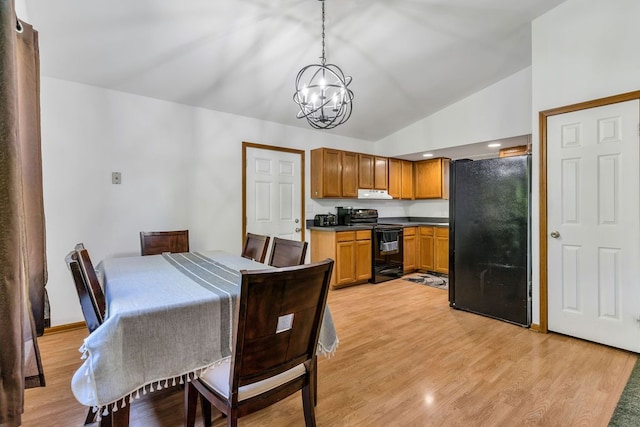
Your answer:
380;231;399;254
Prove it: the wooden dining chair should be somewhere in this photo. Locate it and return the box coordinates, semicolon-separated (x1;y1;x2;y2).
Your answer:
185;259;334;427
66;244;132;426
268;237;308;268
240;233;270;263
65;243;107;425
139;229;189;255
66;243;105;333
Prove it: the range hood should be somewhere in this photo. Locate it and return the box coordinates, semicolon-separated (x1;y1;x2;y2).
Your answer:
357;189;393;200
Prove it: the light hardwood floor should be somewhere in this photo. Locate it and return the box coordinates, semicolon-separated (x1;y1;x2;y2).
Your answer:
24;278;637;426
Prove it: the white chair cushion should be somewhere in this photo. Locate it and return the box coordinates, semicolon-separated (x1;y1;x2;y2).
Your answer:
199;360;306;401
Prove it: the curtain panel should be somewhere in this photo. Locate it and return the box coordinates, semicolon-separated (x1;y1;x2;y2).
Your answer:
0;1;46;425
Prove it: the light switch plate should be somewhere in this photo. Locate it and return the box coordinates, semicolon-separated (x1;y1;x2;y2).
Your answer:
112;172;121;184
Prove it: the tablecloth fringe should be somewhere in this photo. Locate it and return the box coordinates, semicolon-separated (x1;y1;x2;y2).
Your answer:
93;357;230;419
317;337;340;358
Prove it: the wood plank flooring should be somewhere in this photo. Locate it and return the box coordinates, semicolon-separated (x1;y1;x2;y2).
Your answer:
23;278;637;426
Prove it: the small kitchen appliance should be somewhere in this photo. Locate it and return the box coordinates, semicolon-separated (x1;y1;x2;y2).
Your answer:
313;213;337;227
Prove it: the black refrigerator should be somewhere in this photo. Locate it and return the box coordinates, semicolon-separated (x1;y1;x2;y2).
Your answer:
448;155;531;326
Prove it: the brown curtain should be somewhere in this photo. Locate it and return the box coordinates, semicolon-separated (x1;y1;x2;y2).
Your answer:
0;1;47;425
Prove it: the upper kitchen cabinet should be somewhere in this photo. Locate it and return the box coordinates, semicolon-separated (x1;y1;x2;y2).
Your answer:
499;145;529;158
358;154;388;190
311;148;358;198
389;159;414;199
341;151;358;197
414;157;450;199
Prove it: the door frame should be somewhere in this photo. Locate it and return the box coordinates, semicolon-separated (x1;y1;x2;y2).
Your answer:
242;141;306;248
538;89;640;333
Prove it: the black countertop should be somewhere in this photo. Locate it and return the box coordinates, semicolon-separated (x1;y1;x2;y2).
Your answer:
307;216;449;231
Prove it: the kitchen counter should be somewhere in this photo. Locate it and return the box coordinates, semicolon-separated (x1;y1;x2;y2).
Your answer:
306;217;449;231
307;224;373;231
381;221;449;228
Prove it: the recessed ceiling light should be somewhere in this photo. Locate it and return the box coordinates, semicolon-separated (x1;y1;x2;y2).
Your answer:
422;153;434;157
488;143;501;148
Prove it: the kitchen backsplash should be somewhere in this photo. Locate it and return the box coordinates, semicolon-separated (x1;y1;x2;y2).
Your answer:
308;198;449;219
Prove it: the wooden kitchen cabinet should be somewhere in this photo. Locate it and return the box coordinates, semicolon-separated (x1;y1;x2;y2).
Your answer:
341;151;358;197
418;226;449;274
388;158;401;198
389;159;414;199
418;226;435;271
401;160;414;198
358;154;388;190
414;157;450;199
374;157;388;190
434;227;449;274
403;227;417;273
310;229;371;288
311;148;358;198
499;145;529;158
358;154;374;189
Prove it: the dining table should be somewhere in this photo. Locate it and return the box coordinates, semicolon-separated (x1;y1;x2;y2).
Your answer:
70;250;338;425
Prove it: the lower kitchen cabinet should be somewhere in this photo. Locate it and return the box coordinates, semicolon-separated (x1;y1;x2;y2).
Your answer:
418;227;435;271
310;229;372;288
403;227;417;273
418;226;449;274
434;227;449;274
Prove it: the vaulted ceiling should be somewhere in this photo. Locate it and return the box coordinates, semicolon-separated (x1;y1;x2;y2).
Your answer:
23;0;565;142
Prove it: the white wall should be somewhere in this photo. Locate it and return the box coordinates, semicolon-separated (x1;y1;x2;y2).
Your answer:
15;0;28;21
41;77;371;326
529;0;640;324
375;67;533;157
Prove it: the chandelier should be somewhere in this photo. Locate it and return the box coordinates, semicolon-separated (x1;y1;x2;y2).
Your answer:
293;0;354;129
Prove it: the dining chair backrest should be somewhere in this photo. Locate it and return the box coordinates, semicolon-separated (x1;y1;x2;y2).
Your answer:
139;230;189;256
241;232;271;263
65;243;105;333
185;258;334;427
233;259;333;388
268;237;308;268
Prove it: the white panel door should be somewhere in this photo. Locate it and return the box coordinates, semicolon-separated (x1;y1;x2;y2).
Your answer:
245;147;302;242
547;100;640;352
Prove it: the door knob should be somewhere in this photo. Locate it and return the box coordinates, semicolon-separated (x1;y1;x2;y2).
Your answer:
550;231;560;238
295;227;302;233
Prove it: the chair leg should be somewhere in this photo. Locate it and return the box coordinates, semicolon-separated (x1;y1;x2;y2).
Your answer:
200;396;212;427
226;410;238;427
185;382;198;427
100;405;130;427
84;407;96;425
302;383;317;427
311;356;318;406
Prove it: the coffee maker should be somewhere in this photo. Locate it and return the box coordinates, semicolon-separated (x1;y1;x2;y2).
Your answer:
336;207;353;225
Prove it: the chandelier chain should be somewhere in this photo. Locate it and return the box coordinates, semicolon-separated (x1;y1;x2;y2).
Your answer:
321;1;326;65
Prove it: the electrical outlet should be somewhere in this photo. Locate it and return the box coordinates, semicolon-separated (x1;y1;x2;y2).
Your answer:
112;172;121;184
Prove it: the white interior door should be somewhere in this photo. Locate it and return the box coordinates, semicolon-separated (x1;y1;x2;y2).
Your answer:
547;99;640;352
245;147;303;242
